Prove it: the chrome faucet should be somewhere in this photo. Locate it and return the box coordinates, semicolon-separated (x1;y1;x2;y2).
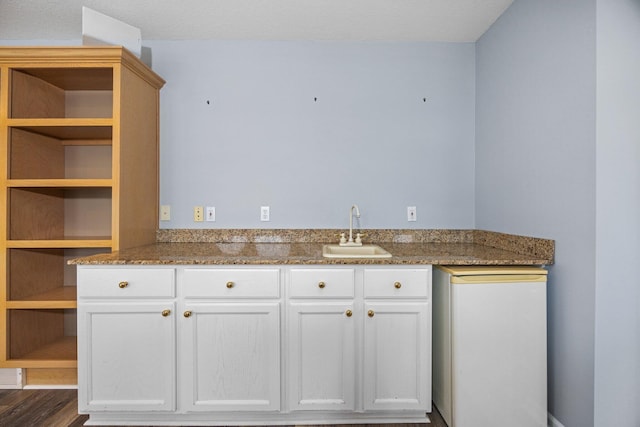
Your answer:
344;204;361;246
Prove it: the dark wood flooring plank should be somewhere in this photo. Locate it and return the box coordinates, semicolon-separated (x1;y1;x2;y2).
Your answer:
1;389;75;427
0;389;36;407
41;396;87;427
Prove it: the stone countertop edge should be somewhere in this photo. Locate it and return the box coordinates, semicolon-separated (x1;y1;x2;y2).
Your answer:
68;229;554;266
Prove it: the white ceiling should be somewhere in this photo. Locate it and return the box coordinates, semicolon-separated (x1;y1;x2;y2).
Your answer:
0;0;513;42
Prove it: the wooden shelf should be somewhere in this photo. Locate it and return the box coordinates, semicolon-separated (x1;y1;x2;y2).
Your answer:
7;179;112;188
62;139;112;146
7;238;113;249
7;287;77;309
7;300;77;309
8;119;112;139
3;336;77;368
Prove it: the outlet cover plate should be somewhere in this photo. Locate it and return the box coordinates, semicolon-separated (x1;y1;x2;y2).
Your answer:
194;206;204;222
261;206;270;221
160;205;171;221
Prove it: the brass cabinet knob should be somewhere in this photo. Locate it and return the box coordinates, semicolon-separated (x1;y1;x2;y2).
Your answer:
318;281;326;289
118;281;128;288
394;281;402;289
183;310;192;318
226;281;234;288
368;310;375;317
345;309;353;317
161;309;171;317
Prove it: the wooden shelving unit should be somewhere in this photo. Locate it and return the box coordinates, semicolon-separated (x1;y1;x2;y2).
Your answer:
0;46;165;386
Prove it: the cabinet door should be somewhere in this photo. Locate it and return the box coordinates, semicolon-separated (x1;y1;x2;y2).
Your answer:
77;302;176;412
180;302;280;412
288;302;355;411
363;302;430;411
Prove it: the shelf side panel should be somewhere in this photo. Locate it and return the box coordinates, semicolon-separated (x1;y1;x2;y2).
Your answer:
8;309;65;360
9;128;64;179
8;248;64;300
11;70;65;118
10;188;64;240
116;65;159;250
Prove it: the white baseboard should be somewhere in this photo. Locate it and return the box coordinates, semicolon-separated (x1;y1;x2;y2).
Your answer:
23;384;78;390
548;412;566;427
0;368;22;389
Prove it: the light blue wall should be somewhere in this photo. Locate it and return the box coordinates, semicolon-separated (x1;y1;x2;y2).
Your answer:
475;1;597;426
594;0;640;425
1;39;476;230
145;41;476;229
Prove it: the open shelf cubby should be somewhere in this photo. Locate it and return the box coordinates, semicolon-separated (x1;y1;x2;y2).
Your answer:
0;46;164;384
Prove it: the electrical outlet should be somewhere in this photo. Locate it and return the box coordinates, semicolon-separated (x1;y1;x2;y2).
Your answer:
261;206;270;221
194;206;204;222
206;206;216;222
407;206;417;222
160;205;171;221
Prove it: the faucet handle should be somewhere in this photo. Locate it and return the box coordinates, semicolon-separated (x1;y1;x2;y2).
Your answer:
339;233;347;244
355;233;365;244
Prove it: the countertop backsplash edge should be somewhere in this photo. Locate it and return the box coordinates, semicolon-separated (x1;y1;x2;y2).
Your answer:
155;228;554;262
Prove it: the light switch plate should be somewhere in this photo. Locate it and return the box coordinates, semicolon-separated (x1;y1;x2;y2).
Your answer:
407;206;417;222
206;206;216;222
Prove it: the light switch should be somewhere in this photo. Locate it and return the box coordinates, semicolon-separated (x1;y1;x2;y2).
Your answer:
206;206;216;222
407;206;417;222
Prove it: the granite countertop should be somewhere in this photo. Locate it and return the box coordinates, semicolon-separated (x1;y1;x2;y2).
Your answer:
69;229;554;266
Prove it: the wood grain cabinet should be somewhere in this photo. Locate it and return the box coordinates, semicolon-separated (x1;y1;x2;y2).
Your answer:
0;47;164;386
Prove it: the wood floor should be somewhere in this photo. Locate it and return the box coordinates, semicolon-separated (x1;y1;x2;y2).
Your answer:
0;389;448;427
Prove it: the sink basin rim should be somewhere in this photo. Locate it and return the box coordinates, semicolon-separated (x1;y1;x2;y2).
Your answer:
322;244;392;258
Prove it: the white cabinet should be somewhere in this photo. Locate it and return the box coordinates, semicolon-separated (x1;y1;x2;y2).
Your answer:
287;268;356;411
288;302;356;410
287;267;431;414
180;302;280;411
363;302;430;410
77;268;176;412
362;268;432;411
179;268;281;412
77;264;432;425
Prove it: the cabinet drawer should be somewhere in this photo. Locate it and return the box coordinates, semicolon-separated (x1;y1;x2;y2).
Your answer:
182;269;280;298
364;269;431;298
289;269;355;298
78;268;175;298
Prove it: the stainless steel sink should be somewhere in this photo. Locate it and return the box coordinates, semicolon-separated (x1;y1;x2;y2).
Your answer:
322;244;392;258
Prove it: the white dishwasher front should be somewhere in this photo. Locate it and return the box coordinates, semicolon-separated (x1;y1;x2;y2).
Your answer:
432;266;547;427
